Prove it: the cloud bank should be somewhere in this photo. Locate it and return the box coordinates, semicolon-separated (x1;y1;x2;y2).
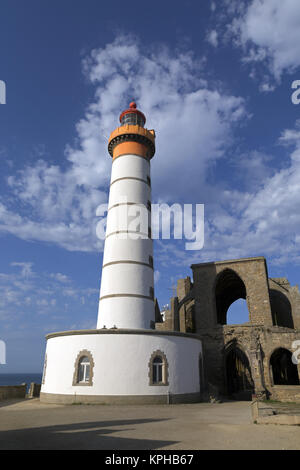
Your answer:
0;35;246;252
210;0;300;89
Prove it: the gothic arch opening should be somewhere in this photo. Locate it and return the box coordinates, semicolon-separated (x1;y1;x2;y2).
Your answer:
225;345;254;400
227;299;249;325
270;289;294;329
178;294;195;333
270;348;299;385
215;269;248;325
185;304;195;333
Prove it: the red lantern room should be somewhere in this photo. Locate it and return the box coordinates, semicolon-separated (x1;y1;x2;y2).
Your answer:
119;101;146;127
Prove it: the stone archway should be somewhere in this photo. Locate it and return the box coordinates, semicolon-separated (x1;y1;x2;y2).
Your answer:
225;344;254;400
270;348;299;385
215;269;248;325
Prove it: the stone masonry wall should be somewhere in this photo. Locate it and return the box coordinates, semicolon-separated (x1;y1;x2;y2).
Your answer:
156;256;300;402
0;384;27;401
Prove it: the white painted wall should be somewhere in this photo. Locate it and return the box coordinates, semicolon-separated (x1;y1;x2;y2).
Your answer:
111;154;150;182
41;333;202;398
99;264;153;297
105;204;150;235
102;238;153;265
108;181;150;208
97;298;155;329
97;153;155;330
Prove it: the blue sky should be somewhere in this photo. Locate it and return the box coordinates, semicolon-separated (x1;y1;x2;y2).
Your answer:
1;0;300;372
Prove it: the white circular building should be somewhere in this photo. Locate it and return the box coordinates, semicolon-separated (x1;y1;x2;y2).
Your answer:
40;102;202;404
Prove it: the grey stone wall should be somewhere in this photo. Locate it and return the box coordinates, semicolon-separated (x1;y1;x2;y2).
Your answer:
0;384;27;401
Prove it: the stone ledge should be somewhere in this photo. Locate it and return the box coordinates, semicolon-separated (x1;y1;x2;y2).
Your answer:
251;400;300;425
191;256;266;269
40;391;201;405
45;328;202;341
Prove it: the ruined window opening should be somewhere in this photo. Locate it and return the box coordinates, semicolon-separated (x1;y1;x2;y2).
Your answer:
270;289;294;329
270;348;299;385
215;269;248;325
226;299;249;325
185;304;196;333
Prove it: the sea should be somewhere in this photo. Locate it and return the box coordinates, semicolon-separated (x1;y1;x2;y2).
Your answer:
0;373;42;392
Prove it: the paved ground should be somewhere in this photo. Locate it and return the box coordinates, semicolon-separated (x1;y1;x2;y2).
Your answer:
0;399;300;450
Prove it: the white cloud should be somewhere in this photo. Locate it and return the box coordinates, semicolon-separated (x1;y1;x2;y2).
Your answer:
11;262;34;278
50;273;71;283
0;35;247;251
225;0;300;84
206;30;219;48
229;150;275;191
0;263;98;332
154;120;300;267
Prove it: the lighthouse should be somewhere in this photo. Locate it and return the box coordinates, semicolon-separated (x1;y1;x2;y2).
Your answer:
40;102;203;405
97;102;155;330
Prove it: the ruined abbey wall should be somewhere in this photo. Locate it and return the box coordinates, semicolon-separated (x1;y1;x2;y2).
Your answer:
156;257;300;402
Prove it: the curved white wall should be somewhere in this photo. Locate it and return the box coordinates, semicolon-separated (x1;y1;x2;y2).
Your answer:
97;298;155;329
41;331;202;403
108;181;151;208
102;238;153;265
100;264;153;297
111;154;150;181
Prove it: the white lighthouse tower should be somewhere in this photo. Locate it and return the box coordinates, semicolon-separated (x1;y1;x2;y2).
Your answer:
40;102;203;405
97;102;155;330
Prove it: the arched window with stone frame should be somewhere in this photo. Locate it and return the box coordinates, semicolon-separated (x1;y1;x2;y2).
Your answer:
148;350;169;386
72;350;95;386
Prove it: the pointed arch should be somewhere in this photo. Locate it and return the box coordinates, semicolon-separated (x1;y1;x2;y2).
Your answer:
270;348;299;385
269;289;294;329
215;268;248;325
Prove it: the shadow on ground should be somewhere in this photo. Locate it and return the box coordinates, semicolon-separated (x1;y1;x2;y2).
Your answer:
0;399;29;409
0;417;177;450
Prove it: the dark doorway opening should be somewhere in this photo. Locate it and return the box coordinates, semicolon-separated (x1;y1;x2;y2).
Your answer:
225;346;254;400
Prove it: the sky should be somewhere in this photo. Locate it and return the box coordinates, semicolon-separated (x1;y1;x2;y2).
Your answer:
1;0;300;372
